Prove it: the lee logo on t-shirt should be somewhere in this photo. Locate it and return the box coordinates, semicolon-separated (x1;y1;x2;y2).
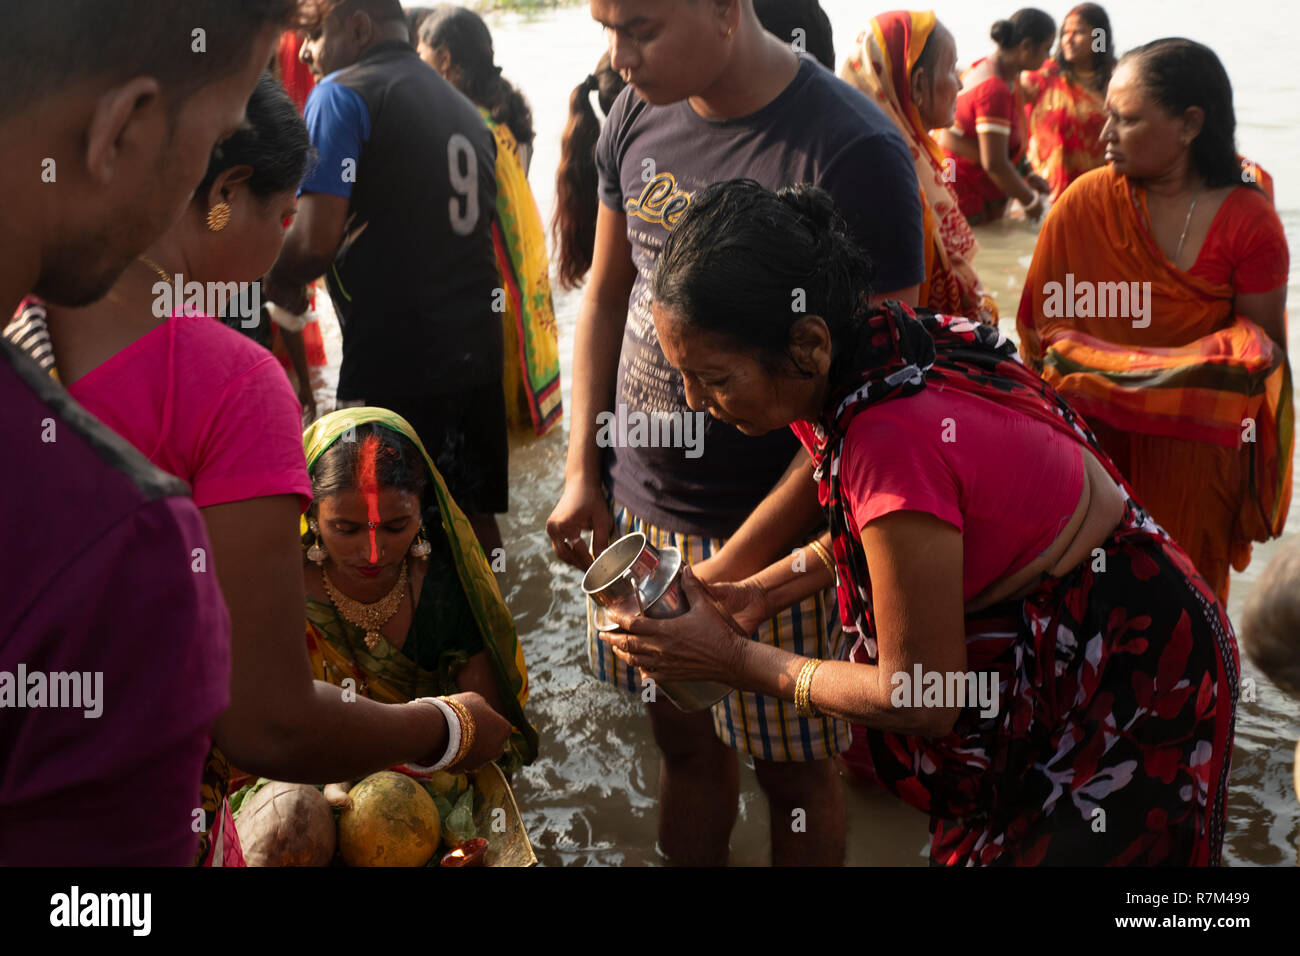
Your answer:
625;169;692;229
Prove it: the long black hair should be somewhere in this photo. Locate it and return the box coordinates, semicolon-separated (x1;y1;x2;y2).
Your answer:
1054;3;1115;93
551;52;626;290
990;8;1056;52
1121;38;1245;190
652;179;875;388
197;71;315;200
419;4;533;151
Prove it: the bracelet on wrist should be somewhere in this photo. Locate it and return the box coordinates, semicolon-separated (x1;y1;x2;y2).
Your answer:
441;696;476;768
406;697;462;772
794;658;823;718
806;539;837;581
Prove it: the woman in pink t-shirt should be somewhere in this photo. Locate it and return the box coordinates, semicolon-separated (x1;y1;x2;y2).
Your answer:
600;179;1239;866
6;74;512;864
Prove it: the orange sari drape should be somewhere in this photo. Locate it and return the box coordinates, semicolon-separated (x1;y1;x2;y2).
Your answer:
1017;165;1292;599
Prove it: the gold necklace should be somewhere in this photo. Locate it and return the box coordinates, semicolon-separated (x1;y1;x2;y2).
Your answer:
1174;190;1201;265
321;560;408;651
138;255;173;285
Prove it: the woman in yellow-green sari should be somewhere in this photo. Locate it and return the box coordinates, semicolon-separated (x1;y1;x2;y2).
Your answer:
301;407;538;770
417;6;561;437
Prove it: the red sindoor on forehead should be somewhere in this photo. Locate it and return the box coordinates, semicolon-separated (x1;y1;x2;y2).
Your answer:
358;434;382;564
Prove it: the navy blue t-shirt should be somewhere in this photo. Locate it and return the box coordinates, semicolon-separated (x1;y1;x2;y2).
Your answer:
595;55;925;537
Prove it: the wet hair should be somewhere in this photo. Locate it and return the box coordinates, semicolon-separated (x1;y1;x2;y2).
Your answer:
309;422;429;510
1121;38;1246;190
406;5;435;44
1055;3;1115;93
0;0;313;123
197;72;315;200
754;0;835;71
551;52;626;290
990;9;1056;52
419;5;534;150
652;179;875;387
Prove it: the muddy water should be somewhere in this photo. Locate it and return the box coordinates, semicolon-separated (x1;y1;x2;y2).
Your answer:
308;1;1299;864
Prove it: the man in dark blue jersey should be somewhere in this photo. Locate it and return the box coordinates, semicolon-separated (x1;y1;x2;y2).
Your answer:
265;0;506;552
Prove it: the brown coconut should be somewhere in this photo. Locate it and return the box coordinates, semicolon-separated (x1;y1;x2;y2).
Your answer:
234;781;336;866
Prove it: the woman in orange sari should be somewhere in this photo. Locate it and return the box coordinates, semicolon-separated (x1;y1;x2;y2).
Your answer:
1020;4;1113;201
841;11;998;324
1018;38;1291;602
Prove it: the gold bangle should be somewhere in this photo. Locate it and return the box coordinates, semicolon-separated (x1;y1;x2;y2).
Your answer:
440;696;476;767
806;539;836;580
794;658;823;718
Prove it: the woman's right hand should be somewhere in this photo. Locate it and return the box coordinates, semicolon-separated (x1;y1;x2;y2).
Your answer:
697;577;770;637
443;691;512;772
546;479;613;570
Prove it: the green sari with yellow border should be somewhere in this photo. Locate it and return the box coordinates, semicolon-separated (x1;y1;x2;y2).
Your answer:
301;407;538;770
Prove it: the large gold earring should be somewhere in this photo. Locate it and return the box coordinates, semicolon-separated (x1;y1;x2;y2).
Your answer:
307;517;327;565
206;201;232;233
409;525;432;560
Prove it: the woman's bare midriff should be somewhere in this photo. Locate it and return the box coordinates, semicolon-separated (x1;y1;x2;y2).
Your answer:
965;446;1126;612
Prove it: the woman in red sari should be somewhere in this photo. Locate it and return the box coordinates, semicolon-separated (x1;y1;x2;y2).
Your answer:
941;9;1055;225
1021;4;1114;200
600;178;1238;866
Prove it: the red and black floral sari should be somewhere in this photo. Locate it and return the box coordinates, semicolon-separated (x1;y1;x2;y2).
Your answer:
808;302;1239;865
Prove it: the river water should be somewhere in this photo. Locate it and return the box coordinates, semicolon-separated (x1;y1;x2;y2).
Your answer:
308;1;1299;865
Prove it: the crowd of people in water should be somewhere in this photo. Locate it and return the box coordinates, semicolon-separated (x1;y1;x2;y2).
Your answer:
0;0;1295;868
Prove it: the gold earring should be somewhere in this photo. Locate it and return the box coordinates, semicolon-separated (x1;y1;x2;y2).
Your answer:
409;525;432;559
206;201;232;233
307;517;327;565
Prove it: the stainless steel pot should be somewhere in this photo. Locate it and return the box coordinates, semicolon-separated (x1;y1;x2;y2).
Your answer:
581;532;733;713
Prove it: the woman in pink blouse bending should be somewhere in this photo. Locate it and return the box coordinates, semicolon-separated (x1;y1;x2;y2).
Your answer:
600;179;1239;866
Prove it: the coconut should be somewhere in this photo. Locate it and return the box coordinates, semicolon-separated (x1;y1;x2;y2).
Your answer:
234;781;336;867
338;771;441;867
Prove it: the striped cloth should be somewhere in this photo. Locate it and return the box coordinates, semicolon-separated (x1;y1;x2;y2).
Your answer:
586;502;849;762
4;300;56;377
